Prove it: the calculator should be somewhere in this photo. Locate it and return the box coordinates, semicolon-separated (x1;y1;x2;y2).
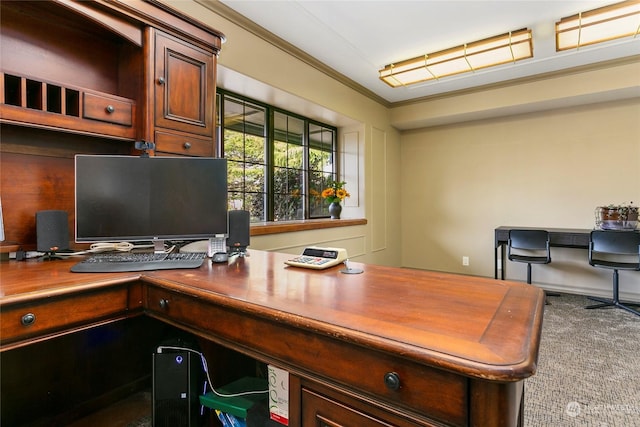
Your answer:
284;247;348;270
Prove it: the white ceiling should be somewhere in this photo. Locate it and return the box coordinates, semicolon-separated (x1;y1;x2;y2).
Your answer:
219;0;640;104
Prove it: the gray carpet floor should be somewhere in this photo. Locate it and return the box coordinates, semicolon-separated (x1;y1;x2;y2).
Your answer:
524;293;640;426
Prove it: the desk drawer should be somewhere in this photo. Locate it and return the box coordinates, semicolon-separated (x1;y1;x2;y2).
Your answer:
1;286;131;346
154;130;213;156
147;286;468;426
83;92;133;126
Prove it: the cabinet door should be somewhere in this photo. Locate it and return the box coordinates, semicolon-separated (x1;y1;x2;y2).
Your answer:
154;31;214;138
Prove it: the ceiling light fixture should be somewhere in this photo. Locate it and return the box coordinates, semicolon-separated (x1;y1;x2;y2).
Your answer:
379;28;533;88
556;0;640;51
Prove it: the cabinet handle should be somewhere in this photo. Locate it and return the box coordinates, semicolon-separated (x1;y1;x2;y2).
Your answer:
159;298;169;309
106;105;115;114
383;372;401;391
158;77;166;85
21;313;36;326
183;142;191;150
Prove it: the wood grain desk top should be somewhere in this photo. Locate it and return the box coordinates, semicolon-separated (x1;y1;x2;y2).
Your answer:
0;250;545;382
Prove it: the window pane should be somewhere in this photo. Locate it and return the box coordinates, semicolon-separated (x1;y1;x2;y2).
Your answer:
245;163;265;193
274;193;303;221
220;91;336;222
246;192;266;222
309;147;334;172
287;144;303;169
273;140;287;167
228;191;244;211
245;134;265;163
225;130;245;162
227;160;245;192
274;112;304;145
222;95;268;222
273;167;303;195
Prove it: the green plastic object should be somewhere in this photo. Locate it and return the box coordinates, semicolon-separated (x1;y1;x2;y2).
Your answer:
199;377;268;419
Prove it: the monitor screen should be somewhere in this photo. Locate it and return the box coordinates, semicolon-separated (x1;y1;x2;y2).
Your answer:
75;155;228;244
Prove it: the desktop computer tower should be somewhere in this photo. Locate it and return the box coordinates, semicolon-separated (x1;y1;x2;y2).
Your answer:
152;350;201;427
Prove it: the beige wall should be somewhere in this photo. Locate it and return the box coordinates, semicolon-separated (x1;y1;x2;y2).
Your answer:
400;98;640;300
167;1;639;299
166;0;403;267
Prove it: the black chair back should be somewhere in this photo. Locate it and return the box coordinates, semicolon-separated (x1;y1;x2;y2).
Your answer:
509;229;549;251
507;229;551;264
589;230;640;270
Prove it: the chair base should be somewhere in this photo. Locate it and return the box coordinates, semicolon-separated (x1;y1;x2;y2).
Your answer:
544;291;561;305
586;296;640;317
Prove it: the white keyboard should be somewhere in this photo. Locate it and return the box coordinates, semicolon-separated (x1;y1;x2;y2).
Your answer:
285;247;348;270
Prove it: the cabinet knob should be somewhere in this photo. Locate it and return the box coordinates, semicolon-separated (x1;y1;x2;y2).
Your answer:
159;298;169;309
383;372;401;391
183;142;191;150
21;312;36;326
157;77;166;85
105;105;115;114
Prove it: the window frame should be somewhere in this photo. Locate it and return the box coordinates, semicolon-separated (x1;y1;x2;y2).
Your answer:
216;89;338;222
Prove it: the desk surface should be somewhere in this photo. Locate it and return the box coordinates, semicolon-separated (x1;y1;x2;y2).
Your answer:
0;250;544;383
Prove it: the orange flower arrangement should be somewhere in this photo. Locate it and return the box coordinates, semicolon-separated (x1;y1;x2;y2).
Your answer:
321;181;350;204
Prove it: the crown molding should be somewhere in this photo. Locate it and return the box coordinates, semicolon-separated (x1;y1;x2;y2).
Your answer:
194;1;638;111
195;0;390;107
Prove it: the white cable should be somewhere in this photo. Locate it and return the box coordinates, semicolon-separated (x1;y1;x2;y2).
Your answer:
90;242;136;252
49;242;159;257
157;345;269;398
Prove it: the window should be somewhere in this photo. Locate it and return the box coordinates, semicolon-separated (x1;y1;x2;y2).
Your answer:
217;90;337;222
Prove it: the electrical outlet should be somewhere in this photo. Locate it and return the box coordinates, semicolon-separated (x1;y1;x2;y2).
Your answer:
462;256;469;266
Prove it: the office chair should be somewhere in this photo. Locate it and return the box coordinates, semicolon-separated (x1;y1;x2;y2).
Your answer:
587;230;640;317
508;230;557;303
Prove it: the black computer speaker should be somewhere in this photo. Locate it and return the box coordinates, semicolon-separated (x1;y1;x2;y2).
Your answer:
227;210;250;251
36;210;69;252
152;350;200;427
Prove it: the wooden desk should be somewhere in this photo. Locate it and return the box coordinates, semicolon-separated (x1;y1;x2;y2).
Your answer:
495;226;592;279
1;250;544;427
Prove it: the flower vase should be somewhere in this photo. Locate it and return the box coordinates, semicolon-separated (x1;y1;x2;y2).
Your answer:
328;202;342;219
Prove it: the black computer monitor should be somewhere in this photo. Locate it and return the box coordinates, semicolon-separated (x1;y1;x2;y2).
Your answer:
75;155;228;250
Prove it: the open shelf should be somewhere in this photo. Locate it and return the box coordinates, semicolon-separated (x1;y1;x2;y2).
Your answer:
1;72;136;140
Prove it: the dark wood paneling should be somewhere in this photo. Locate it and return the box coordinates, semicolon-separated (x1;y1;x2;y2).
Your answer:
0;127;134;249
1;1;130;95
1;152;75;248
0;316;171;427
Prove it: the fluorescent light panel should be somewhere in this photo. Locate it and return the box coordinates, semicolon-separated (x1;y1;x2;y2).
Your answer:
379;29;533;88
556;0;640;51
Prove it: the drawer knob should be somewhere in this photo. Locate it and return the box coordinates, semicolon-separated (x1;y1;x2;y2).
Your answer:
158;77;166;85
183;142;191;150
106;105;115;114
21;313;36;326
384;372;401;391
159;299;169;309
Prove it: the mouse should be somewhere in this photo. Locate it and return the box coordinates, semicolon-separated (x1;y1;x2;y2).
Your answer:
212;252;228;263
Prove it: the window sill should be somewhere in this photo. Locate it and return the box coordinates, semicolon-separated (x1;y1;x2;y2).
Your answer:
250;218;367;236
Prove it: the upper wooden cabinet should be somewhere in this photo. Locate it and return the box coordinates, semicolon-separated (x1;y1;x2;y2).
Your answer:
151;30;216;156
0;0;223;152
153;30;214;137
